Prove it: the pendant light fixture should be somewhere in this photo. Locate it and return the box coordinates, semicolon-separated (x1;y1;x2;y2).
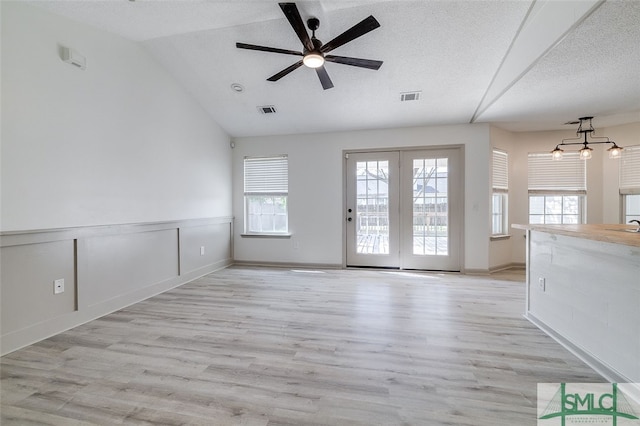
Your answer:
551;117;623;161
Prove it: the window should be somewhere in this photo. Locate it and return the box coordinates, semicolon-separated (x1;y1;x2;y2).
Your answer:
620;144;640;223
528;151;586;224
623;194;640;223
529;194;583;224
244;155;288;234
491;149;508;235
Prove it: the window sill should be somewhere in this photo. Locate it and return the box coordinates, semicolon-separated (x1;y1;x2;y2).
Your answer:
241;233;292;239
490;234;511;241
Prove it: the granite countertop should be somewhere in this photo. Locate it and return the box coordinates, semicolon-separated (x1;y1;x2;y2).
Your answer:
512;223;640;248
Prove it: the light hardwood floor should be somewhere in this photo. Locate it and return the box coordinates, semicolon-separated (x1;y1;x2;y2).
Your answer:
1;267;603;425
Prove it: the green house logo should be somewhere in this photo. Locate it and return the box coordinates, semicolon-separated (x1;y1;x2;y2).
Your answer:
539;383;640;425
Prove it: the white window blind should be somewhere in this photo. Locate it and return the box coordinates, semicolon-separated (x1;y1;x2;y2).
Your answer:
528;152;585;193
244;156;288;194
620;144;640;195
492;149;508;191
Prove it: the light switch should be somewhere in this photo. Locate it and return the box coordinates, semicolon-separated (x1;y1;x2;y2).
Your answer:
538;277;545;292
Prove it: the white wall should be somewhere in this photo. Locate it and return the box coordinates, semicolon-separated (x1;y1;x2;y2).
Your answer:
0;2;232;232
0;3;234;354
232;124;492;272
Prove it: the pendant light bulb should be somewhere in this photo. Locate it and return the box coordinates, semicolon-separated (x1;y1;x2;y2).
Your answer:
551;146;564;161
608;144;623;159
579;146;593;160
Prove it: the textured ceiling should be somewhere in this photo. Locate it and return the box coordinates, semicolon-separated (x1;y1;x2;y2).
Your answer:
25;0;640;137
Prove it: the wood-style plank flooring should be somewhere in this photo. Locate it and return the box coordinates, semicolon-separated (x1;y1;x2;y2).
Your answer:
1;267;603;425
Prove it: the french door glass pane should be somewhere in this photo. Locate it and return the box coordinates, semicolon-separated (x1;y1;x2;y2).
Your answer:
412;158;448;255
356;160;389;254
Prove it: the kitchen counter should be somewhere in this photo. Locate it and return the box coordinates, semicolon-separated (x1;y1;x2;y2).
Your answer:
514;223;640;384
512;223;640;247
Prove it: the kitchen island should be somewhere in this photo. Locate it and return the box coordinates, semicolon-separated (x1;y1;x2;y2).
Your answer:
512;223;640;384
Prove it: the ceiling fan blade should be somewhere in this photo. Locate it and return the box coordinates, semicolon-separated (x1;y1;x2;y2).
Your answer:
236;42;303;57
315;66;334;90
279;3;314;52
267;60;304;82
320;15;380;54
325;55;383;70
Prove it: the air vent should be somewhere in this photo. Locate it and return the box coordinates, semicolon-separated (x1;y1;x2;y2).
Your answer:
257;105;277;114
400;91;421;102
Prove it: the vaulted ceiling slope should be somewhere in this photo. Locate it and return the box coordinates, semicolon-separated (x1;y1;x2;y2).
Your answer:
26;0;640;137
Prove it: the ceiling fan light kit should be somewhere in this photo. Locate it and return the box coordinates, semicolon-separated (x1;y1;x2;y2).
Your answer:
236;2;383;90
303;52;324;68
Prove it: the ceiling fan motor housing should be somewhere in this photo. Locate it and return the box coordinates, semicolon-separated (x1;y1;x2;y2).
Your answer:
307;17;320;31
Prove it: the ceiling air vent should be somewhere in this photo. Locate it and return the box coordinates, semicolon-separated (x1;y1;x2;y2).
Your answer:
400;91;421;102
257;105;277;114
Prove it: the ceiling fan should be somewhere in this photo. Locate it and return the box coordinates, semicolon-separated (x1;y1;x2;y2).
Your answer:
236;2;383;90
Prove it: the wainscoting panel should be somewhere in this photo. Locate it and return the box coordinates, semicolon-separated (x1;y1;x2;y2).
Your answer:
180;222;232;275
82;229;179;308
0;239;76;335
0;217;233;355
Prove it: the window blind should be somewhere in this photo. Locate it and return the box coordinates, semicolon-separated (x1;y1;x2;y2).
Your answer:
244;155;288;194
492;149;508;191
528;151;586;193
620;144;640;195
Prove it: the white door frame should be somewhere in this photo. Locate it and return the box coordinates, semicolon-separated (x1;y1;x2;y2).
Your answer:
343;146;464;271
344;151;400;268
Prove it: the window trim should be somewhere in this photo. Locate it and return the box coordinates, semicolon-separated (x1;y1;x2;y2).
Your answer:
240;232;292;238
528;193;586;225
491;149;509;237
243;155;289;235
621;193;640;224
491;191;509;237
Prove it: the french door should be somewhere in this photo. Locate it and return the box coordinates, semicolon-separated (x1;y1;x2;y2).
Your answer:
345;148;462;271
345;152;400;268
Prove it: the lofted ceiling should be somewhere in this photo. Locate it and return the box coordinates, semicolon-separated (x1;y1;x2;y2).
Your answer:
25;0;640;137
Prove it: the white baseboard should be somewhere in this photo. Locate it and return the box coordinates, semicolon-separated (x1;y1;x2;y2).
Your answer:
232;260;342;270
525;312;633;385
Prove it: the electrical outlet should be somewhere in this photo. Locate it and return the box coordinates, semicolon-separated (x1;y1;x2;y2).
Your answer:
200;246;205;256
54;278;65;294
538;277;546;292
